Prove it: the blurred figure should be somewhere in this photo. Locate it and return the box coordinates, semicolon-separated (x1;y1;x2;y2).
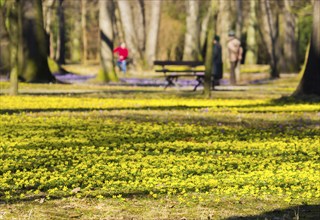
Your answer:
227;30;243;85
212;35;223;87
113;42;128;74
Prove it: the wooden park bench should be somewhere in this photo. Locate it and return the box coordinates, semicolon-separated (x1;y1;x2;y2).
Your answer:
154;61;205;91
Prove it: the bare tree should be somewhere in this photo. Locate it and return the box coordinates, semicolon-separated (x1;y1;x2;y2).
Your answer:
144;1;161;68
97;0;117;82
293;0;320;96
183;0;200;61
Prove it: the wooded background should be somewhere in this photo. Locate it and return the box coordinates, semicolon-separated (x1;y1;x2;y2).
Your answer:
0;0;313;74
1;0;319;97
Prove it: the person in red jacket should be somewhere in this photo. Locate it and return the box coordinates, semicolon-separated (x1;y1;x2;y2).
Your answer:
113;42;128;74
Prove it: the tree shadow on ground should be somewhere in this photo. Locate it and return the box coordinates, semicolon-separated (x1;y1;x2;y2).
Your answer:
225;204;320;220
0;105;210;115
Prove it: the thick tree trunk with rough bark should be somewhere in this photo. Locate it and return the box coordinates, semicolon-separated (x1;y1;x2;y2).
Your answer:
245;0;257;65
97;0;117;82
11;0;55;83
144;1;161;68
56;0;65;65
293;0;320;96
183;0;200;61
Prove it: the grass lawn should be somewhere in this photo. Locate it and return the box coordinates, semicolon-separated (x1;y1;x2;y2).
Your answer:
0;74;319;219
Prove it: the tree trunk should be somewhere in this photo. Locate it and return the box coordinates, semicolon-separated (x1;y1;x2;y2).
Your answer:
260;0;280;78
204;1;218;97
131;0;145;54
56;0;65;65
7;0;21;95
183;0;200;61
114;5;125;43
283;0;299;73
42;0;55;59
217;0;231;69
245;0;257;65
200;7;211;55
235;0;243;83
293;0;320;96
97;0;117;82
0;1;11;74
144;1;161;68
235;0;243;40
81;0;88;64
14;0;55;83
117;0;142;67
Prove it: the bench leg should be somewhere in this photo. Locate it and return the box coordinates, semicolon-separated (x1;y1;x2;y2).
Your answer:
193;76;204;91
165;76;175;89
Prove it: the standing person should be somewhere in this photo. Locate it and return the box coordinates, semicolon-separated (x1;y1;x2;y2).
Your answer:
227;30;243;85
113;42;128;74
212;35;223;86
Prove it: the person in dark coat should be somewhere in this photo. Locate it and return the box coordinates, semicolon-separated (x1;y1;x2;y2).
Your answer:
212;35;223;86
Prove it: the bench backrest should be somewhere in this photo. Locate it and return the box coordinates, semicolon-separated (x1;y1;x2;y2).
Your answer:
154;61;203;67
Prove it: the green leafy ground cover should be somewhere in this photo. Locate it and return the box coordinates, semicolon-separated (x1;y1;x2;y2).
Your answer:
0;76;319;219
